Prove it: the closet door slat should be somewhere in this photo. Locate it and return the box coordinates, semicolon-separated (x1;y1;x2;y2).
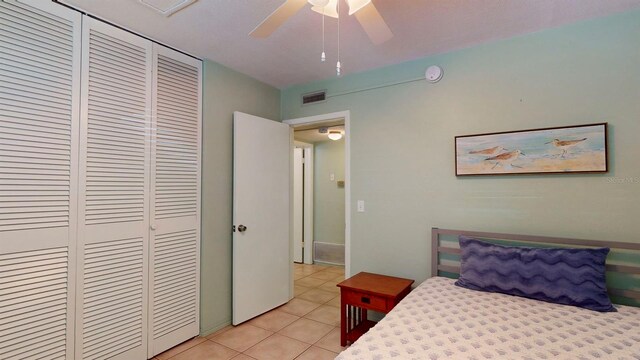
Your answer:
148;45;202;357
0;1;80;359
76;17;151;360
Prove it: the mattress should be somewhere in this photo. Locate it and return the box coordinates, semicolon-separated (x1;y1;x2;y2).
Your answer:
336;277;640;360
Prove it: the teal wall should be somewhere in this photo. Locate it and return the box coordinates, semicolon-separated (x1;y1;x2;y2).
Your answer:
314;139;346;245
282;10;640;283
201;60;280;335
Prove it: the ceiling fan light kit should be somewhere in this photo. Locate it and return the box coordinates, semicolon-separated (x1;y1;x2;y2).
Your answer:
310;0;339;18
310;0;371;18
346;0;371;15
250;0;392;78
308;0;330;6
250;0;393;44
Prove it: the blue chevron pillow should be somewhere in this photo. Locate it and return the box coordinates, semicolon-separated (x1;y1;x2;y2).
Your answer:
454;236;615;312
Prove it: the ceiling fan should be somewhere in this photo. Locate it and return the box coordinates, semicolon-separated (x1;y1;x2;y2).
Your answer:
250;0;393;45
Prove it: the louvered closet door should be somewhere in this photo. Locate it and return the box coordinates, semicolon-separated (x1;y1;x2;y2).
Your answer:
148;45;202;357
76;17;152;360
0;1;80;358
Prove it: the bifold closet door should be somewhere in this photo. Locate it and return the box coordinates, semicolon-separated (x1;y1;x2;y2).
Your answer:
76;17;152;360
0;0;80;358
148;45;202;357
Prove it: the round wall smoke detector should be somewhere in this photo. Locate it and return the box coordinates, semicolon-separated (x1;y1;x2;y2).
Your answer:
425;65;443;83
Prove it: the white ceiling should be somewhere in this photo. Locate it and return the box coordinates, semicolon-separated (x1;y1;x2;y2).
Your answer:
295;125;345;143
60;0;640;88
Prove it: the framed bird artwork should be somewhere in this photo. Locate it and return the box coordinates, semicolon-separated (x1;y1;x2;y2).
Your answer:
455;123;608;176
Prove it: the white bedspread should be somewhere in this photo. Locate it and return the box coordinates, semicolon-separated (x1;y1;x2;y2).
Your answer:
336;277;640;360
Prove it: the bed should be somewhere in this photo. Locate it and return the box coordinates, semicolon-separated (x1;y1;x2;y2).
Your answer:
336;228;640;360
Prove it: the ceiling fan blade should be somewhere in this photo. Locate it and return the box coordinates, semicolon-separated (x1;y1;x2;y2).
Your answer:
250;0;308;38
354;2;393;45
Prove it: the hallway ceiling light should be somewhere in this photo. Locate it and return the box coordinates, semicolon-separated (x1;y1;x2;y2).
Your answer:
328;130;343;140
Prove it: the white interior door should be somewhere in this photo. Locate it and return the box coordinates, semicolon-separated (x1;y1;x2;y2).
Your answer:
148;44;201;357
233;112;291;325
293;148;304;263
76;17;152;360
0;1;80;358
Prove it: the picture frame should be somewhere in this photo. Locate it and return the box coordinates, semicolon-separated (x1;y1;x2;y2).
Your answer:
455;123;608;176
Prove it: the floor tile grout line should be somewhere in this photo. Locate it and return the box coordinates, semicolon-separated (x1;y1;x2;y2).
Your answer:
241;332;312;358
246;309;301;332
239;332;284;356
165;337;237;360
271;328;334;347
162;263;343;360
273;322;341;356
161;336;207;360
291;344;339;360
242;264;342;358
277;316;338;337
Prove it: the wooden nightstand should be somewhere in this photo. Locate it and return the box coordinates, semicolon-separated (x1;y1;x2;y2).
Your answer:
337;272;414;346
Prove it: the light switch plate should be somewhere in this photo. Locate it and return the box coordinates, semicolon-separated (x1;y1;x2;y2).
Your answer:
330;173;335;181
357;200;365;212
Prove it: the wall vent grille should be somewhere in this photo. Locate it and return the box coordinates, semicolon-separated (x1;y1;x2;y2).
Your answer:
302;91;326;105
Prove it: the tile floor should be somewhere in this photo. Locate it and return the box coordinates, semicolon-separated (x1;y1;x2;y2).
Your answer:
155;263;347;360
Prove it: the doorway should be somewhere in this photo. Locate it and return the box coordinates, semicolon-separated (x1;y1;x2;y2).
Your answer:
285;111;351;276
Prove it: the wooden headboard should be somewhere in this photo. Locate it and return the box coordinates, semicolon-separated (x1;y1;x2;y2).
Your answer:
431;227;640;303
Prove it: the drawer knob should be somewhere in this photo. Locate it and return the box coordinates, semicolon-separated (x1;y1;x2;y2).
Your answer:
361;296;370;304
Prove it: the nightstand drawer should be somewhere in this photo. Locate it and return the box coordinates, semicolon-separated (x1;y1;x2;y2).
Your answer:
344;290;387;312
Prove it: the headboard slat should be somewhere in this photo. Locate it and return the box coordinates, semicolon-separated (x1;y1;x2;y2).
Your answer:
437;264;459;273
607;264;640;275
609;289;640;301
433;228;639;250
438;246;461;255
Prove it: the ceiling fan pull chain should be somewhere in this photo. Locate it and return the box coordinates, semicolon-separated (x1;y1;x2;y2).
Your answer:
321;5;326;62
336;0;342;76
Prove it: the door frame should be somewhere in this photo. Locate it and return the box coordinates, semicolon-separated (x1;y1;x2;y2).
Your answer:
293;141;314;264
284;111;351;276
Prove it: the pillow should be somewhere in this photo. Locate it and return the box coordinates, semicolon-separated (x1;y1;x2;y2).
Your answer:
454;236;615;312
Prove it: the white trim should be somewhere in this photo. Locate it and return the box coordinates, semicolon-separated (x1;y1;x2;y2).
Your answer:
285;111;349;126
284;110;351;276
303;146;314;265
292;146;304;263
294;140;313;148
293;142;315;264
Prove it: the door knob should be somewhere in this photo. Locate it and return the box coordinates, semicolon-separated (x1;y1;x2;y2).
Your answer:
150;224;157;231
238;225;247;233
